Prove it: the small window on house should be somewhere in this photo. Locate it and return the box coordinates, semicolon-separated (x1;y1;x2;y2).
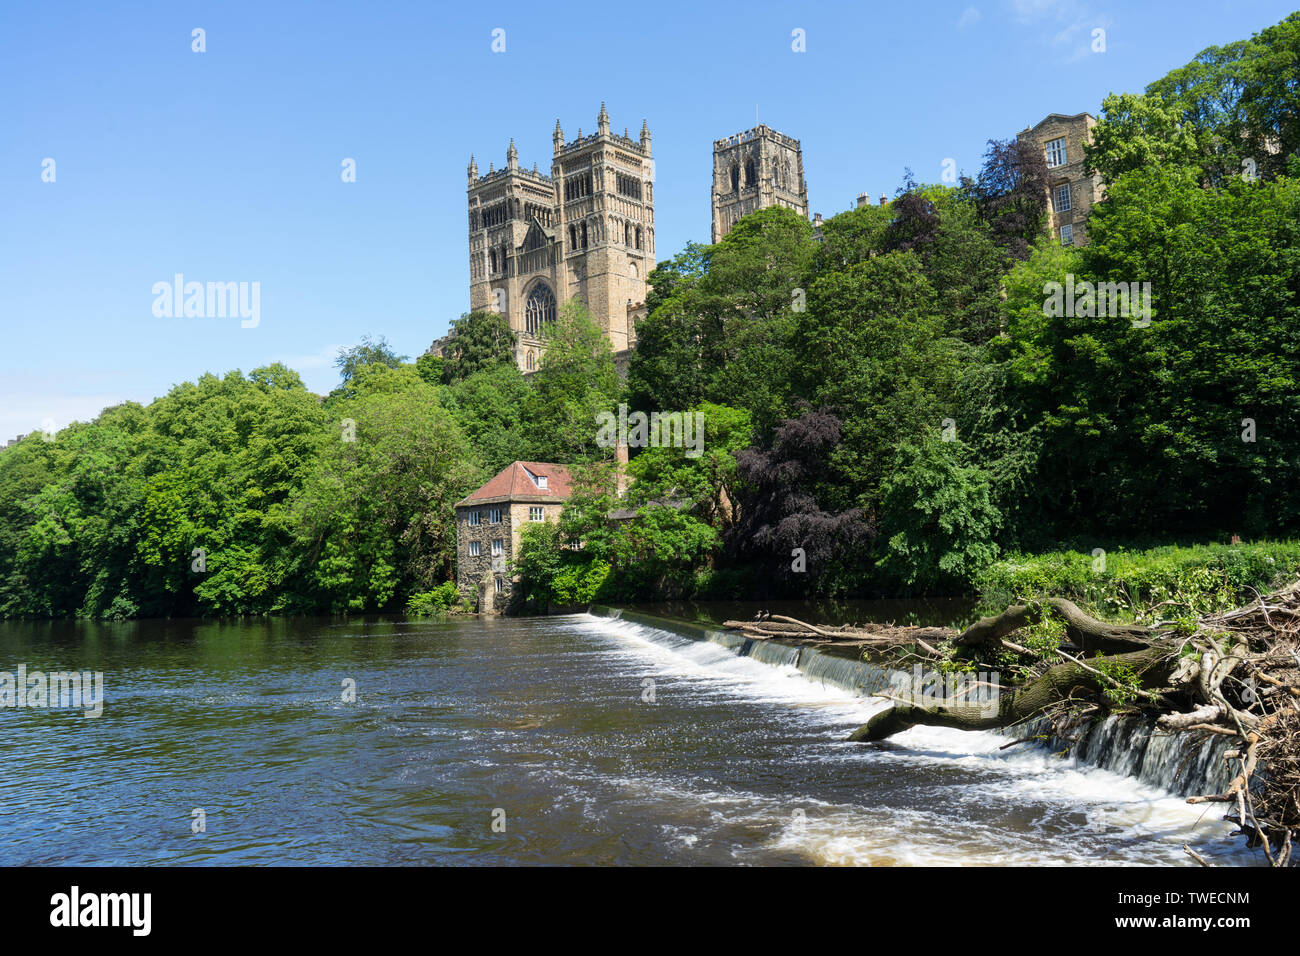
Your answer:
469;541;481;557
491;539;504;556
526;351;536;371
468;511;481;526
1053;184;1072;212
494;577;504;593
1045;137;1067;168
489;508;502;524
530;507;545;522
1060;223;1075;246
536;475;548;489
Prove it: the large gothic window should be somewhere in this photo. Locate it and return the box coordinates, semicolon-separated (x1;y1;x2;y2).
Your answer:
525;283;556;336
744;159;756;186
730;164;739;191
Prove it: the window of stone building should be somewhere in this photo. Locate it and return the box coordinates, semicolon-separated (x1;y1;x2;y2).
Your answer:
1045;137;1068;168
581;222;588;249
494;577;503;593
468;511;481;526
526;351;536;371
568;224;577;251
744;159;756;186
635;227;642;249
469;541;481;556
730;164;739;191
525;283;556;335
625;222;632;245
530;507;545;522
489;508;502;524
491;538;504;556
1060;223;1075;246
1053;184;1072;212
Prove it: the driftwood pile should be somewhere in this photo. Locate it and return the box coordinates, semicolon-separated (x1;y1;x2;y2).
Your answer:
725;581;1300;866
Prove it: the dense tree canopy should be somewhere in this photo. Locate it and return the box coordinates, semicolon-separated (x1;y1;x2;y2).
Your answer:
3;12;1297;616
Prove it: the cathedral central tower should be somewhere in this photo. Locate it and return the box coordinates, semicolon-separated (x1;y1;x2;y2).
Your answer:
711;125;808;243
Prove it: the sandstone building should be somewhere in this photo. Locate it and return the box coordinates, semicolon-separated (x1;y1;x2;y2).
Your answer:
454;461;574;611
711;125;809;243
465;104;654;373
1018;112;1104;247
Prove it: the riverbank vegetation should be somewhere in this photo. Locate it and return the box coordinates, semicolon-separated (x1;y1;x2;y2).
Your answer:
0;13;1297;619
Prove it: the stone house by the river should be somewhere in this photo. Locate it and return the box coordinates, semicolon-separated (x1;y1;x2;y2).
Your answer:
454;461;575;612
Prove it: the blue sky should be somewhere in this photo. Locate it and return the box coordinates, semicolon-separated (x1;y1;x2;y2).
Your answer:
2;0;1295;439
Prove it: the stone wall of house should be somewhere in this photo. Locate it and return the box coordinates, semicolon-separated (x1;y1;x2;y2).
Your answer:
1018;113;1104;247
454;499;563;613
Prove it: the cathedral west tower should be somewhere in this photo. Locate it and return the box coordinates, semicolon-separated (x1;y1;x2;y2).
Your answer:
466;104;654;372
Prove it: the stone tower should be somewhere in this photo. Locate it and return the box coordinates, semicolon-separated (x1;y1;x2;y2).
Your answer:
711;125;809;243
466;104;654;372
1018;112;1104;247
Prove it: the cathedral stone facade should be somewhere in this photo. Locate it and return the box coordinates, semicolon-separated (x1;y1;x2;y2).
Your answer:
466;104;654;372
711;125;809;243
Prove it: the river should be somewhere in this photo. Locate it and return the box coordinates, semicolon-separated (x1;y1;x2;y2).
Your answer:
0;610;1254;865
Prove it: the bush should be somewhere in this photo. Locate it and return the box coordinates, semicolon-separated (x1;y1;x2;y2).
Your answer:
875;436;1002;595
975;541;1300;620
405;580;461;616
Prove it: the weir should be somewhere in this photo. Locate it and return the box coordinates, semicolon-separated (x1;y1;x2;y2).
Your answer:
588;605;1235;798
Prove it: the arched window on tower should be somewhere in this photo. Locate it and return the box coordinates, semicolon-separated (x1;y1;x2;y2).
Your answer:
730;164;739;191
635;227;642;249
525;283;557;336
568;224;577;251
489;249;497;273
526;351;536;371
744;159;756;186
581;222;588;249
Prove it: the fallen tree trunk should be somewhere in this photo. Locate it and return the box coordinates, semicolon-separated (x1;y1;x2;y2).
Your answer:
955;597;1156;655
849;646;1170;741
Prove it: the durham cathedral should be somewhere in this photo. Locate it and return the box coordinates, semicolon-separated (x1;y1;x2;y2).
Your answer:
440;103;1095;372
462;104;657;372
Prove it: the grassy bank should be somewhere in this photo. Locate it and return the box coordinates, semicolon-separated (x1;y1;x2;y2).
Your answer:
975;541;1300;622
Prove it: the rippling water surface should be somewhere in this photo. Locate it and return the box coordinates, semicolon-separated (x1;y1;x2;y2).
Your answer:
0;613;1252;865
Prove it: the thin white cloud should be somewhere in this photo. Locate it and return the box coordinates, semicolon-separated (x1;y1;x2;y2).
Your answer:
957;6;982;29
1005;0;1108;61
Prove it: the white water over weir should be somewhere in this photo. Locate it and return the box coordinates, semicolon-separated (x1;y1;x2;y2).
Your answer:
588;605;1235;798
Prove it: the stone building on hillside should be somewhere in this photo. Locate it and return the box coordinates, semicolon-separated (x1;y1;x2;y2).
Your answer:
711;125;809;243
454;461;575;611
1018;112;1104;247
465;104;653;374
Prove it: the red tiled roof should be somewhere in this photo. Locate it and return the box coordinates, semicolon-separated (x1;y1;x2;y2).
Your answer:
456;461;575;507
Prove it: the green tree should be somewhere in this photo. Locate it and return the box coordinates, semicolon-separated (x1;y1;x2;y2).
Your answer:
877;435;1002;594
438;310;517;383
524;301;619;462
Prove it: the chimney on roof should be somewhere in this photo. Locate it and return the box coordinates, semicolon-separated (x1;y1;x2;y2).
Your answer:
856;193;867;208
879;193;888;206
